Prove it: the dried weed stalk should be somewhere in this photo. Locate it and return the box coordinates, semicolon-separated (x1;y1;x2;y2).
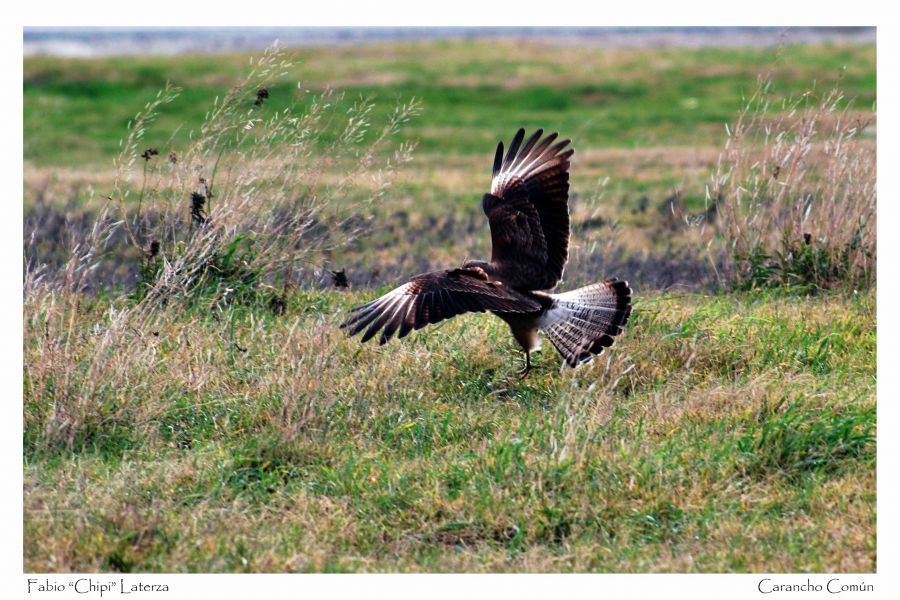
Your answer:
709;76;876;290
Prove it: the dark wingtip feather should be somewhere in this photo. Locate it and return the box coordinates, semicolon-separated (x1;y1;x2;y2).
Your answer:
493;142;504;177
398;316;415;339
349;312;377;337
342;299;382;333
504;128;525;166
360;320;381;344
379;306;405;345
522;128;543;153
546;139;571;160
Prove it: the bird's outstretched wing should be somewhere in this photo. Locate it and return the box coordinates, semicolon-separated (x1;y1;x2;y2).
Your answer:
340;267;541;345
483;128;573;290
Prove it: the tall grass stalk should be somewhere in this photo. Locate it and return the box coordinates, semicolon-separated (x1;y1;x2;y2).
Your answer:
709;76;876;290
23;44;419;451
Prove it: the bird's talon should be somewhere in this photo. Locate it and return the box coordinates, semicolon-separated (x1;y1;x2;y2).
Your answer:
517;351;533;378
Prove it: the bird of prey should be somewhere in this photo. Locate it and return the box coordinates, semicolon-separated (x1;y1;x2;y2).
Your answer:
341;128;632;374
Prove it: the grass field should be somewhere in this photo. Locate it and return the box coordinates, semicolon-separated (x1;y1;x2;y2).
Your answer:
23;38;876;572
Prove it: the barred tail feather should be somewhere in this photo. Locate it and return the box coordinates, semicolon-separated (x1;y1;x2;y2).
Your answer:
538;278;632;367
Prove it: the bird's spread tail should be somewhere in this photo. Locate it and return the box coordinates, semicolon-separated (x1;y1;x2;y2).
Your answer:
537;278;632;367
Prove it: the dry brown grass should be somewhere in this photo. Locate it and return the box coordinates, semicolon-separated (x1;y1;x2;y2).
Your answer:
710;78;876;289
24;44;424;452
24;285;875;572
23;40;875;574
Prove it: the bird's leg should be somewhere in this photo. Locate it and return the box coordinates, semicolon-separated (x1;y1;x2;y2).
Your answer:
517;350;532;378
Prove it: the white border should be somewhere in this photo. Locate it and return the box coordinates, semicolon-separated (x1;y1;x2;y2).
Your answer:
7;1;898;598
6;1;891;27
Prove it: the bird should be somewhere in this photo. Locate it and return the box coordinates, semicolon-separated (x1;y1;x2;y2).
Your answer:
340;128;632;375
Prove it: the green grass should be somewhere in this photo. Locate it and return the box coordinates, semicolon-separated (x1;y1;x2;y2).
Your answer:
23;40;877;276
23;38;876;573
24;288;876;572
24;41;875;166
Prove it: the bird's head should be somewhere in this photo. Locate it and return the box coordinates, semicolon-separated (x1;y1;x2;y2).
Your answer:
461;259;490;271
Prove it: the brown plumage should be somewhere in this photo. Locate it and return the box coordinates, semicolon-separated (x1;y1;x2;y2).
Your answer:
341;129;632;374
